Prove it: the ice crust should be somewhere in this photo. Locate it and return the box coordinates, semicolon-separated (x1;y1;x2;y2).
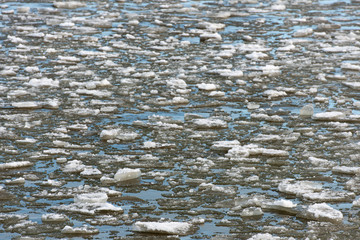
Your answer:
114;168;141;182
133;221;193;235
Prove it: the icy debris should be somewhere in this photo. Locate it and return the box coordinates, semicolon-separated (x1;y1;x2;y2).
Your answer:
302;190;355;202
41;213;69;222
293;28;313;37
344;82;360;90
199;183;236;195
114;168;141;182
211;140;241;151
313;111;346;120
133;221;193;235
100;128;139;141
300;104;314;117
27;78;59;88
53;201;123;215
197;83;217;91
80;167;102;178
192;118;228;129
262;65;281;77
251;113;284;122
278;179;322;197
198;21;225;30
74;192;108;203
246;51;268;60
5;177;25;185
302;203;343;223
62;160;85;173
240;207;263;217
200;32;222;41
12;101;40;109
226;144;288;159
167;79;188;89
54;1;86;9
62;225;99;234
263;90;286;99
247;233;282;240
332;166;360;174
0;160;31;170
309;157;335;168
264;199;297;214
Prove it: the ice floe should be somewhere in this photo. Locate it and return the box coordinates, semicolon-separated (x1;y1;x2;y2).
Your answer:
133;221;193;235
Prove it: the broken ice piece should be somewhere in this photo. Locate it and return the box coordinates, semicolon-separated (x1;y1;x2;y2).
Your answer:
114;168;141;182
133;221;193;235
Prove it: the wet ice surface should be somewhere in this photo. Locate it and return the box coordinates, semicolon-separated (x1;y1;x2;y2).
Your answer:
1;0;360;239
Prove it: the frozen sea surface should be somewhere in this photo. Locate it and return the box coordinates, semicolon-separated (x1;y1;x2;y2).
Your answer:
1;0;360;239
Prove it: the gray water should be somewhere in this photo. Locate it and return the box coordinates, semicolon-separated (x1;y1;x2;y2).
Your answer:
1;0;360;239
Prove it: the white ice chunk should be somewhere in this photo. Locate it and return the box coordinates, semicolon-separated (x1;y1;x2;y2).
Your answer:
54;1;86;9
303;203;343;222
133;221;193;235
12;101;40;109
41;213;69;222
61;225;99;234
299;104;314;117
0;161;33;170
262;65;281;77
80;167;102;177
100;128;139;141
211;140;241;151
343;82;360;90
240;207;263;217
62;160;85;173
332;166;360;174
74;192;108;204
200;32;222;41
293;28;313;37
278;179;322;197
192;118;228;129
247;233;281;240
167;79;188;89
263;90;286;98
313;111;345;120
27;78;59;88
114;168;141;182
197;83;217;91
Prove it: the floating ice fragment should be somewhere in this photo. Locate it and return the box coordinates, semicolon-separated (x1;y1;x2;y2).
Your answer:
313;111;345;120
167;79;187;89
41;213;69;222
332;166;360;175
262;65;281;77
211;140;241;151
114;168;141;182
240;207;263;217
302;203;343;223
192;118;228;129
200;32;222;41
61;225;99;234
247;233;281;240
62;160;85;173
343;82;360;90
74;192;108;203
197;83;217;91
302;190;355;202
133;221;193;235
27;78;59;88
0;161;33;170
299;104;314;117
54;1;86;9
293;28;313;37
12;101;40;109
278;179;322;197
80;167;102;177
100;128;139;141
